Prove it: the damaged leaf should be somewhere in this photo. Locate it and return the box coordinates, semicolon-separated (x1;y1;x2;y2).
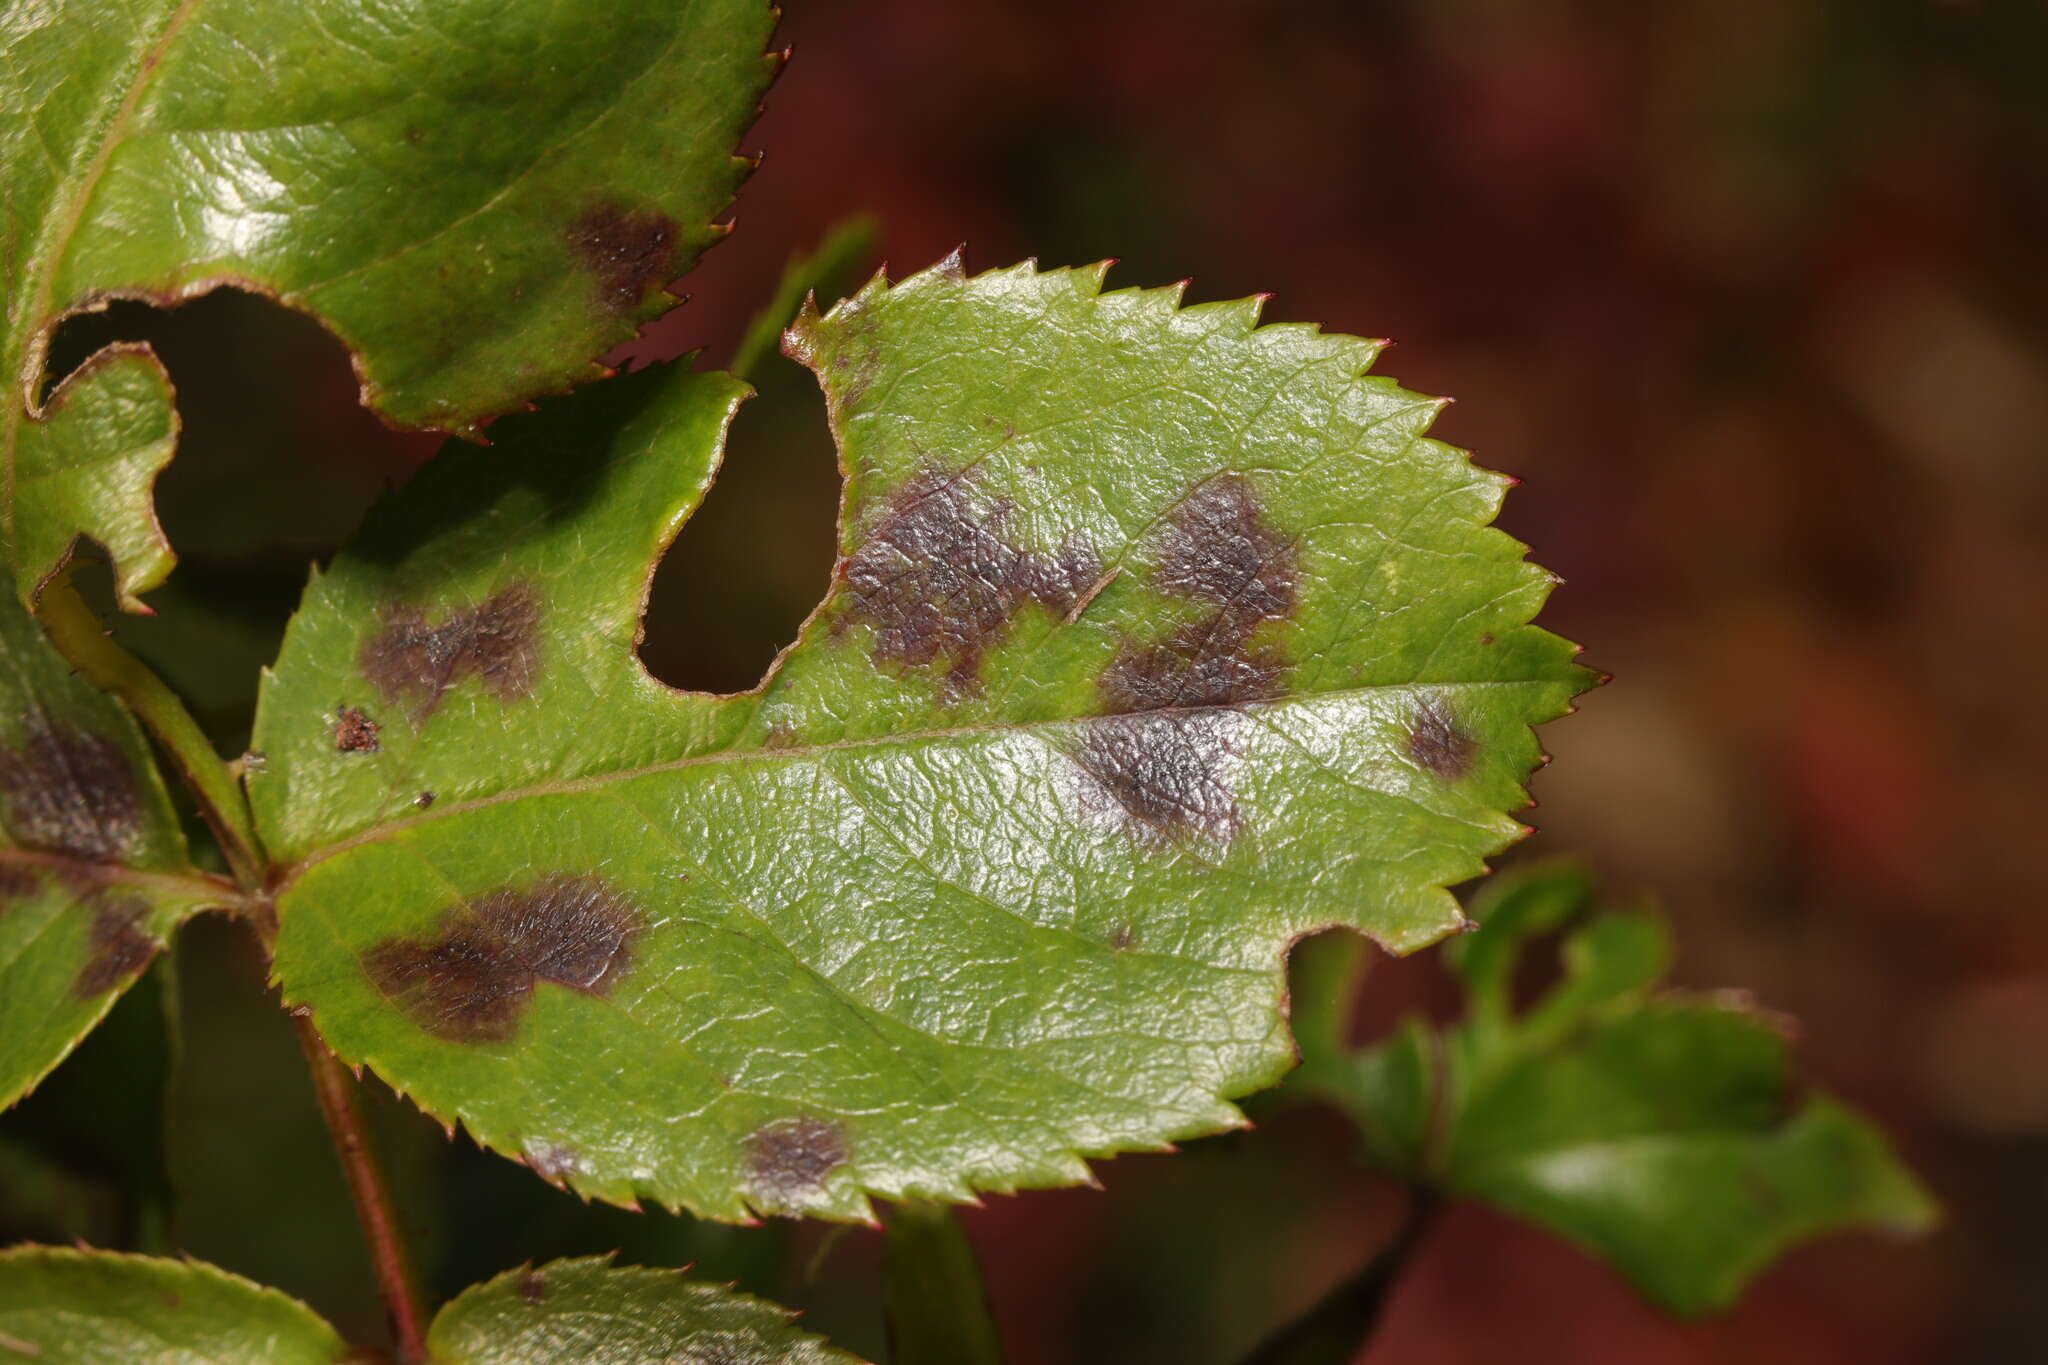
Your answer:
0;563;219;1111
0;1247;350;1363
428;1256;869;1364
0;0;778;606
255;259;1589;1220
1300;864;1939;1316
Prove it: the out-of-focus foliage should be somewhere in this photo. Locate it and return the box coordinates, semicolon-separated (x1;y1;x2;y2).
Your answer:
1297;866;1937;1316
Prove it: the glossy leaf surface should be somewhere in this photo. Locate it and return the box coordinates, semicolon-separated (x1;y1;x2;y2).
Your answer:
257;260;1587;1220
0;564;218;1110
1308;865;1938;1316
428;1257;867;1364
0;1247;350;1363
0;0;776;605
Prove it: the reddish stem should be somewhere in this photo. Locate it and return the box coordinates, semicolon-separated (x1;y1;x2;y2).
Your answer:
294;1017;430;1362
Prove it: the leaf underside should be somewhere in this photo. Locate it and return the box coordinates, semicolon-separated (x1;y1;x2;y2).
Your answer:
258;257;1589;1222
1314;865;1938;1316
1;0;778;606
0;562;215;1110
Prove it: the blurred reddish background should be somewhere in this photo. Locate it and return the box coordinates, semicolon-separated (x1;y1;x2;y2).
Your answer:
9;2;2042;1361
627;3;2044;1360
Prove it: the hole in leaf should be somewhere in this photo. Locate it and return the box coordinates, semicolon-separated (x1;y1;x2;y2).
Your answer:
637;356;839;694
40;290;440;750
43;289;438;564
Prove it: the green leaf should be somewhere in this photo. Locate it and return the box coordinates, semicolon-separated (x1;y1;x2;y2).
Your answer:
427;1256;869;1364
0;1247;350;1363
1;0;778;605
255;259;1587;1220
0;564;218;1110
1313;864;1939;1316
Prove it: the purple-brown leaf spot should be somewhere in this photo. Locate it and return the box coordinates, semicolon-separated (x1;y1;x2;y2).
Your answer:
517;1270;547;1305
1075;711;1246;843
565;205;678;309
1155;473;1299;619
1408;694;1477;781
362;874;642;1045
360;582;541;721
1079;475;1299;841
746;1115;850;1211
334;706;381;754
838;467;1098;700
73;896;155;998
0;719;143;863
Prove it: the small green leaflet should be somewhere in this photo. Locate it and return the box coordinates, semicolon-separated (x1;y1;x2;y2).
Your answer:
0;0;777;607
1301;864;1938;1316
430;1256;867;1365
0;1249;868;1363
0;1247;350;1363
256;258;1590;1221
0;562;219;1110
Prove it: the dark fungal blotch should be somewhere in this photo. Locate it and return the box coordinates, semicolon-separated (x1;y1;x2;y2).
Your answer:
363;874;642;1045
0;718;143;863
746;1115;849;1212
1154;473;1298;621
565;205;678;309
1079;475;1299;841
516;1270;547;1305
838;466;1097;700
334;705;381;753
1075;711;1246;843
73;896;155;998
360;582;541;721
1408;694;1477;781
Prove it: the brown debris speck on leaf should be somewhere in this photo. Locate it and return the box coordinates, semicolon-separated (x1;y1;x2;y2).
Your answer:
360;582;542;721
837;466;1098;700
363;874;643;1044
334;706;381;753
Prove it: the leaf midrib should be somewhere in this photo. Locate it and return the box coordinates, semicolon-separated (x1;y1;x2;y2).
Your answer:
276;674;1571;886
